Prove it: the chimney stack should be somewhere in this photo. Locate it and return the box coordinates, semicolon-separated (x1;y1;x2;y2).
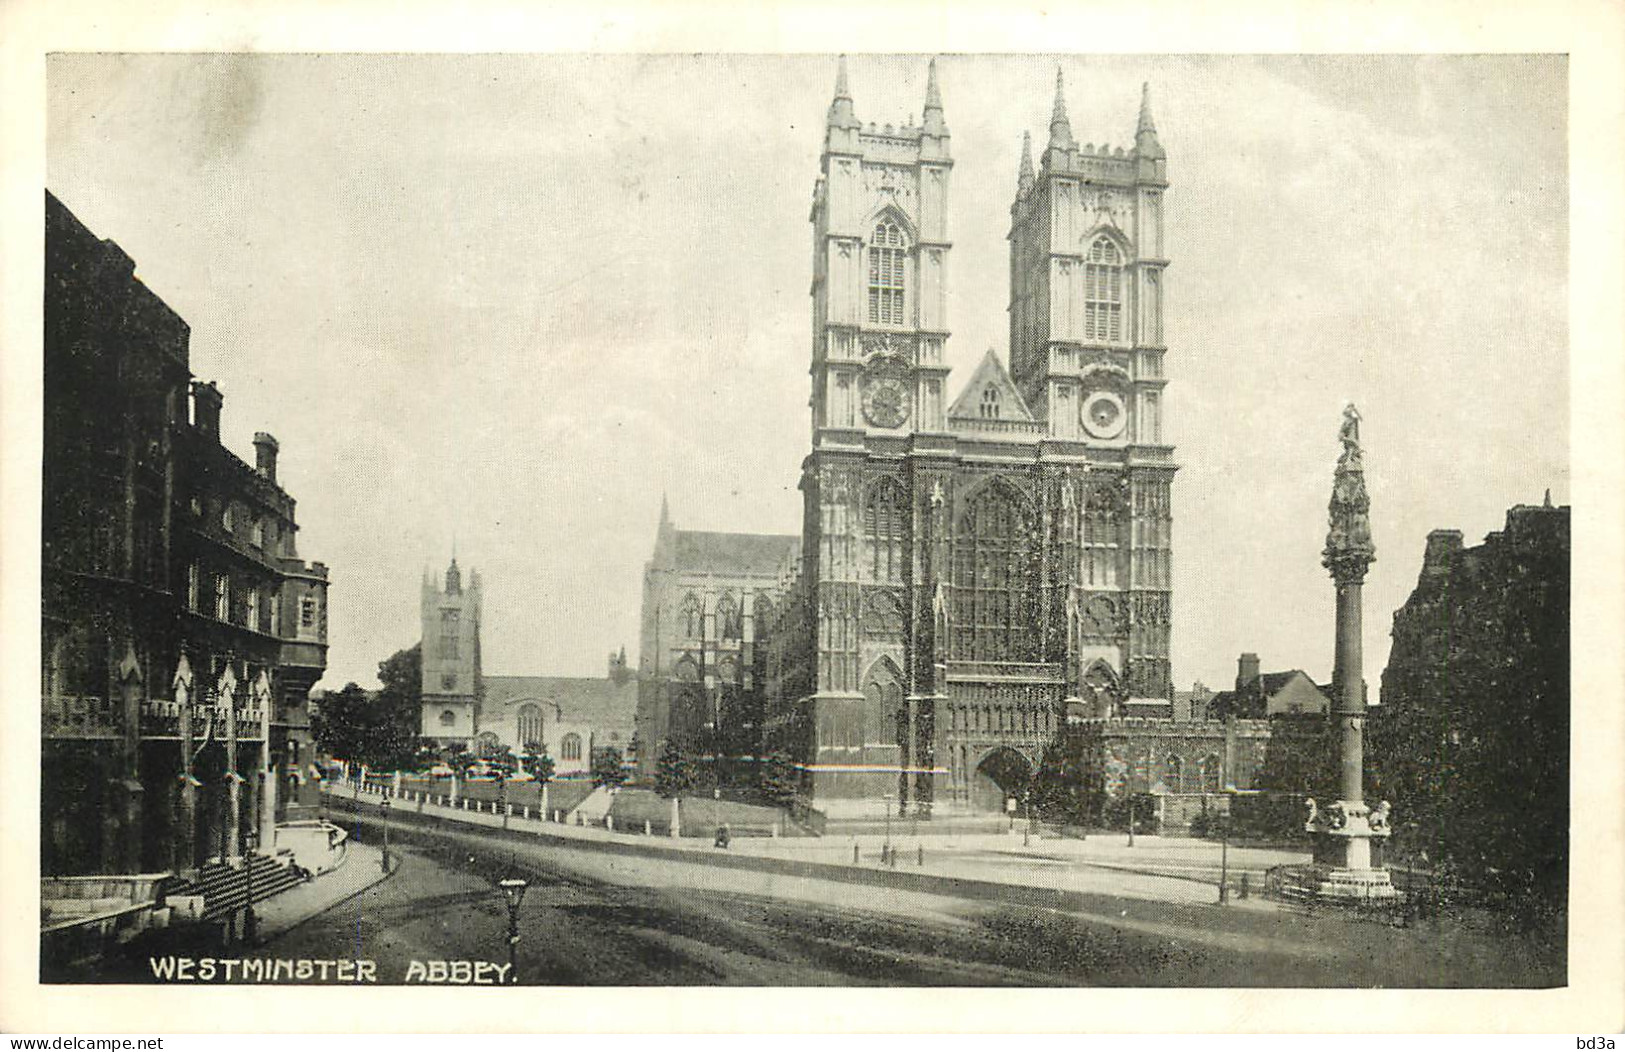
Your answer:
253;432;280;484
1422;529;1464;577
1236;652;1261;692
191;381;223;440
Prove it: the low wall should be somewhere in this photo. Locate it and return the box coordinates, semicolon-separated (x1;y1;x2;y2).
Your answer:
276;820;349;875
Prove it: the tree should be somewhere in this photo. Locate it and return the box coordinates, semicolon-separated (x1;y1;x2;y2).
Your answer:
310;683;375;764
372;643;423;769
521;741;554;785
591;747;626;789
760;750;800;807
311;644;424;770
1031;738;1093;828
654;740;695;799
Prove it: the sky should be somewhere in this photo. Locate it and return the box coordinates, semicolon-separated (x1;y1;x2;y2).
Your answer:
45;53;1568;696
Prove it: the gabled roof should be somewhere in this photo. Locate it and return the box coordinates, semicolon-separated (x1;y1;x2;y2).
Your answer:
947;349;1035;423
673;531;800;576
1260;670;1312;694
484;675;636;732
1209;669;1331;719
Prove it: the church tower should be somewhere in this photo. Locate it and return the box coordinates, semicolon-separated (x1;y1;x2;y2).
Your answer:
420;555;483;745
1008;72;1175;707
1009;74;1168;446
808;56;953;442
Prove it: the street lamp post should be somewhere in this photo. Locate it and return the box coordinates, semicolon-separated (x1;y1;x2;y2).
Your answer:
379;797;391;873
498;877;528;985
882;794;893;866
242;827;258;945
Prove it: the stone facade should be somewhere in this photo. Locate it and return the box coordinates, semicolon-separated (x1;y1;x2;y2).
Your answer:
1372;497;1569;903
480;665;637;778
42;191;329;877
634;498;800;781
417;556;637;775
762;62;1177;816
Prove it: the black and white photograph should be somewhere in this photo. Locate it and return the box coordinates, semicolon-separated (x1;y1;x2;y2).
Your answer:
5;6;1623;1033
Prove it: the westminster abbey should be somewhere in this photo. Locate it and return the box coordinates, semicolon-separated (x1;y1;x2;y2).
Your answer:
751;59;1178;815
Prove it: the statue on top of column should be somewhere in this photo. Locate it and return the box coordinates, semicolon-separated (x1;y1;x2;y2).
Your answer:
1323;403;1375;579
1337;403;1363;467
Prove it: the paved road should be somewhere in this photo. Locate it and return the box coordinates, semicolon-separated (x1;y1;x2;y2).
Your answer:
241;813;1557;987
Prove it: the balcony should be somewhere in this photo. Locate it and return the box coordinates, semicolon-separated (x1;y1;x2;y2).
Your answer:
42;695;118;740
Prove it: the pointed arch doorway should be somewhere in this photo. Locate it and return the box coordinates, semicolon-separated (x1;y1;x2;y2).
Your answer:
971;746;1033;813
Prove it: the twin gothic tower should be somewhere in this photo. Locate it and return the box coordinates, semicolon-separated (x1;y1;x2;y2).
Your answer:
769;58;1178;814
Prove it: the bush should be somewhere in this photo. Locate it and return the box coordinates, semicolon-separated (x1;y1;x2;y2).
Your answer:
1102;792;1160;835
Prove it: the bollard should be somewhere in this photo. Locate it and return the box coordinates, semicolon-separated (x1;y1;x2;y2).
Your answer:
524;806;530;820
607;815;614;832
645;820;651;836
853;843;860;865
918;844;924;867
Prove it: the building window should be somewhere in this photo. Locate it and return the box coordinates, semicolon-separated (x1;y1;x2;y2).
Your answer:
867;221;907;326
518;704;544;749
680;593;702;639
561;733;582;761
246;587;261;632
1199;753;1222;794
214;574;230;621
1083;236;1123;342
221;504;234;533
716;593;740;640
187;563;200;611
251;519;265;548
440;608;460;659
1162;754;1184;794
300;595;317;629
269;594;281;635
439;709;456;727
441;673;458;691
980;387;1001;420
950;481;1039;662
1083;481;1123;589
865;477;907;584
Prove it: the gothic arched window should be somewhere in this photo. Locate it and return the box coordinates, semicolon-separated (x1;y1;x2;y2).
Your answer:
517;704;544;749
1083;236;1124;342
753;594;775;637
867;221;908;326
439;709;456;727
1199;753;1223;794
950;482;1039;662
561;733;583;761
980;387;1001;419
1083;481;1123;589
1162;754;1184;794
861;662;904;747
864;477;908;584
680;593;702;639
716;593;740;640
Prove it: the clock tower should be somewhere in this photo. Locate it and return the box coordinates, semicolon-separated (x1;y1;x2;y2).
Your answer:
807;56;953;444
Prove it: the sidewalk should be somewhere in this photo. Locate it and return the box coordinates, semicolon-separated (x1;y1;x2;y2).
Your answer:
252;840;396;940
334;785;1304;910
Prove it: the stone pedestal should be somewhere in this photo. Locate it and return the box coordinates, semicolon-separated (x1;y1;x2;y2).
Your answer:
1305;798;1398;899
